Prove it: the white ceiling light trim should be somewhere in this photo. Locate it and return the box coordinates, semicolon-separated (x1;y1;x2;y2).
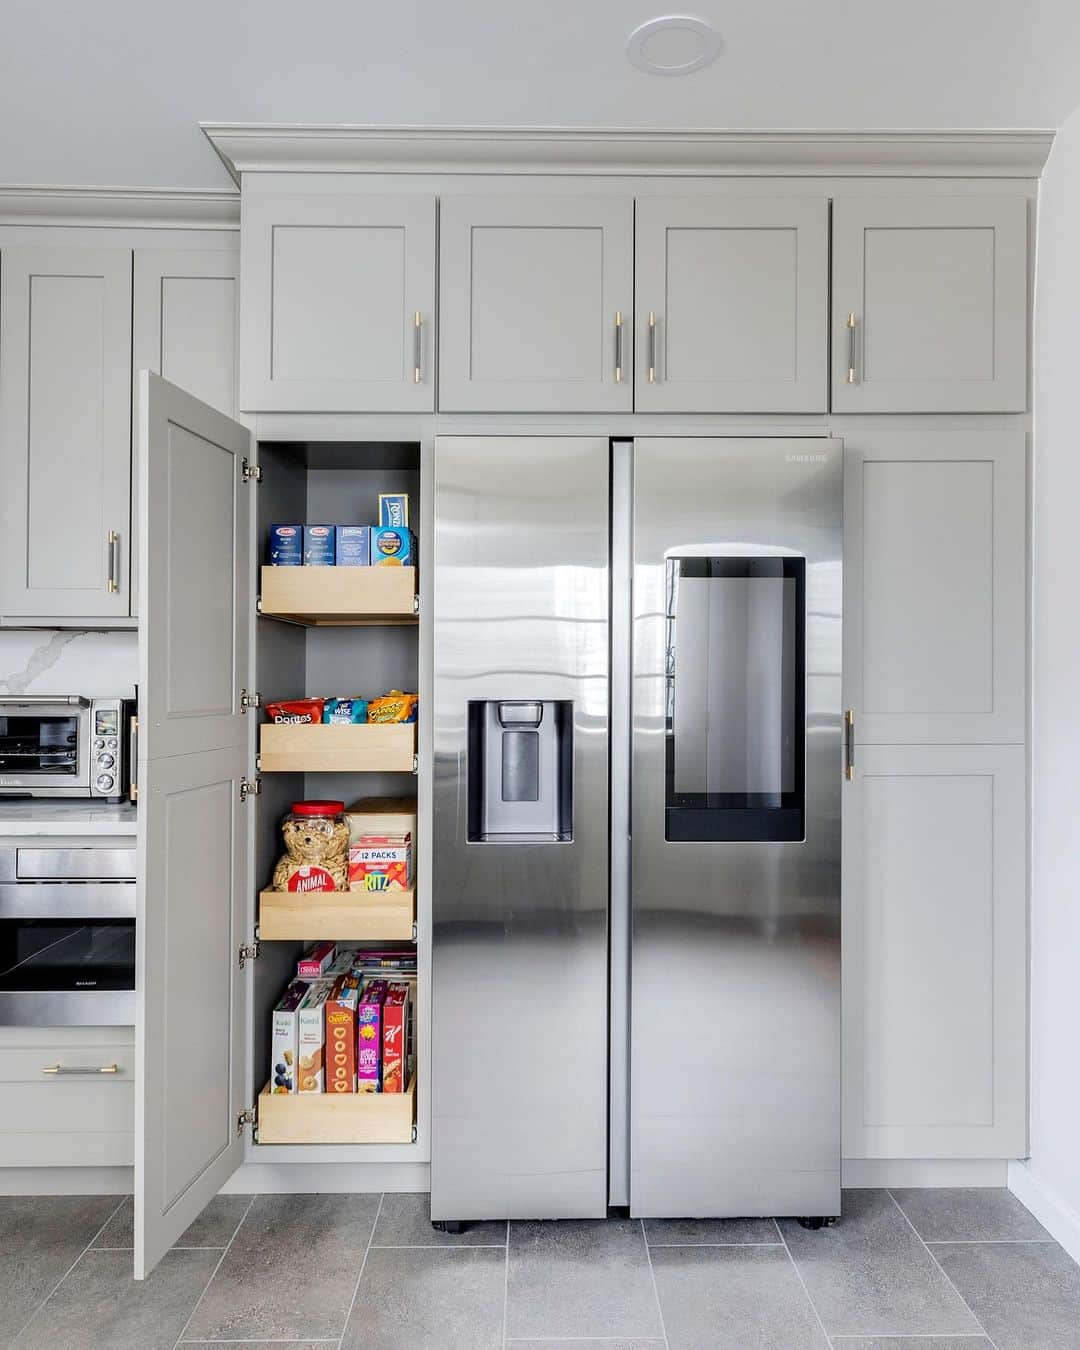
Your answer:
626;15;723;76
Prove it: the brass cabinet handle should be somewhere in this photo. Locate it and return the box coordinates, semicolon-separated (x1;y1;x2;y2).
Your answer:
844;709;856;780
413;311;423;384
614;311;623;384
42;1063;120;1075
106;531;120;593
846;312;857;384
647;311;657;383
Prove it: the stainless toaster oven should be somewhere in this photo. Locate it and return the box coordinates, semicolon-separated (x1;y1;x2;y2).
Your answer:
0;696;136;802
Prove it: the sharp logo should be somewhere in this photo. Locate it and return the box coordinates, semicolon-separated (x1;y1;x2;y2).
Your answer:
786;453;827;463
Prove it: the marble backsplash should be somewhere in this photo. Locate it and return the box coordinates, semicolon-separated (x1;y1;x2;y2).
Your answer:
0;629;138;698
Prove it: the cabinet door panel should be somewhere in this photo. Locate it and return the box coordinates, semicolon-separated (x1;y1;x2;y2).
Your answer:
0;246;132;619
833;196;1028;411
439;196;633;412
842;744;1026;1158
636;197;828;412
240;193;435;412
843;429;1025;744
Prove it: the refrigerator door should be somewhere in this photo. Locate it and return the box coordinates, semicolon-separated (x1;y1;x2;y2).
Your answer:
432;436;610;1220
630;437;842;1219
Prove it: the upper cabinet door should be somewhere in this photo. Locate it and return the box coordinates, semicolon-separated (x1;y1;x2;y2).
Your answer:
439;196;633;412
135;373;252;1279
833;196;1028;412
0;246;132;621
843;428;1026;745
239;193;435;412
635;197;828;412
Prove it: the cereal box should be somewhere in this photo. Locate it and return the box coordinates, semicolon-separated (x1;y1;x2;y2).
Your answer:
325;973;361;1094
381;982;412;1095
348;832;413;892
356;979;389;1092
296;981;333;1093
270;979;309;1094
297;941;336;978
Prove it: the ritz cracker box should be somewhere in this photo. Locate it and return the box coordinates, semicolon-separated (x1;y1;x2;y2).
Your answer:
325;973;361;1093
357;979;389;1092
348;831;413;891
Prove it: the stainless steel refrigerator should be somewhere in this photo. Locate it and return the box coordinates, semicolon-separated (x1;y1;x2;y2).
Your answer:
432;436;843;1223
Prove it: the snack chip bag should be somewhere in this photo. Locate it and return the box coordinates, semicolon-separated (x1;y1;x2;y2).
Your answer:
366;691;418;724
323;697;369;724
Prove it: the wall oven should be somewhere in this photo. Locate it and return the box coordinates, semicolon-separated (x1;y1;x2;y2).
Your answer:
0;845;135;1025
0;695;136;801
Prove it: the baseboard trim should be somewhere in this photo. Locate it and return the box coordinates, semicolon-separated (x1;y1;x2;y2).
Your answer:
0;1166;131;1195
843;1158;1009;1188
220;1161;431;1194
1008;1160;1080;1265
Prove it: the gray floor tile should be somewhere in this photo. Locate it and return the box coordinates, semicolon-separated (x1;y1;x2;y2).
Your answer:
372;1192;506;1247
0;1194;121;1346
183;1344;338;1348
645;1215;781;1246
651;1245;829;1350
506;1219;662;1340
181;1192;380;1342
92;1193;252;1250
340;1247;504;1350
890;1186;1052;1242
778;1189;982;1337
932;1239;1080;1349
12;1247;218;1350
509;1342;666;1349
832;1339;991;1348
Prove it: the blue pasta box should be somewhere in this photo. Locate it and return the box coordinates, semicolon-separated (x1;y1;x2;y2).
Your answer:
268;524;303;566
371;526;415;567
336;525;370;567
303;524;336;566
378;493;410;529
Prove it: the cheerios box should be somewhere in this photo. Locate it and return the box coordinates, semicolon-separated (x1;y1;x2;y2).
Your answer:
325;973;362;1094
356;979;389;1092
270;978;310;1094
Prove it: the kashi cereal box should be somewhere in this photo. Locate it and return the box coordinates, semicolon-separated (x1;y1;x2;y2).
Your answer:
348;832;413;892
381;981;412;1095
356;979;389;1092
296;981;333;1093
325;973;361;1094
270;979;309;1094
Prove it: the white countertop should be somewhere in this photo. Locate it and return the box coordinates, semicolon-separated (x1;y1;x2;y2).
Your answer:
0;800;138;836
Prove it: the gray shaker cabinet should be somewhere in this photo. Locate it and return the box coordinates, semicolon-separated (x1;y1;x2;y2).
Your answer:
832;195;1028;412
635;196;829;412
438;195;634;412
239;192;436;412
0;246;133;621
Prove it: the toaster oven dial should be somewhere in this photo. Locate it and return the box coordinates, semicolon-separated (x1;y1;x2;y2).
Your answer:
94;738;105;750
98;753;115;770
106;738;118;750
96;774;115;793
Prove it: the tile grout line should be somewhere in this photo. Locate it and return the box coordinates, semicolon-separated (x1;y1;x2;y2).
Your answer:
173;1191;256;1349
501;1219;510;1350
333;1190;384;1350
640;1217;671;1350
922;1238;1058;1246
775;1216;836;1350
886;1189;1002;1350
8;1193;129;1345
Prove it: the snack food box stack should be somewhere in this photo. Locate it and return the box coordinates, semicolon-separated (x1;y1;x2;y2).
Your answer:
270;979;310;1094
381;981;413;1094
348;831;413;892
346;796;417;844
297;941;337;978
325;972;362;1094
356;979;389;1092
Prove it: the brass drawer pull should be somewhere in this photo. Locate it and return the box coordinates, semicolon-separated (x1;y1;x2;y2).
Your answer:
42;1063;120;1075
846;312;857;384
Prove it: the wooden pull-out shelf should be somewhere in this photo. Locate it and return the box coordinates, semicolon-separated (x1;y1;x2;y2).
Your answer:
257;1074;416;1145
258;888;415;941
260;722;416;773
260;566;417;626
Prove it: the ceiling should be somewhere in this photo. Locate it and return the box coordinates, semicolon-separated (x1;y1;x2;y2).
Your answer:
2;0;1080;190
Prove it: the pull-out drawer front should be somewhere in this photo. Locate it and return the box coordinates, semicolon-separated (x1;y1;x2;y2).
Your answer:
15;847;136;880
0;1040;135;1167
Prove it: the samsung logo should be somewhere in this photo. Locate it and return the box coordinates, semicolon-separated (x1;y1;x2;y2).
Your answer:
786;453;827;463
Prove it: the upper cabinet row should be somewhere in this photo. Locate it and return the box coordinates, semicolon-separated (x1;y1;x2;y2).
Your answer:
240;191;1029;415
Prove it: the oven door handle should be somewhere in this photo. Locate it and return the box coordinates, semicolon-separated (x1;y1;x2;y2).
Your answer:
42;1063;120;1075
0;695;90;707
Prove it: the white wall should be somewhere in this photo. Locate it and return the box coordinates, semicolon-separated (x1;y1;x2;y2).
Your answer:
1023;105;1080;1258
0;630;136;699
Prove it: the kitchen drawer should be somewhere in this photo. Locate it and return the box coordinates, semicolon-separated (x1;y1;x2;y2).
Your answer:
0;1041;135;1082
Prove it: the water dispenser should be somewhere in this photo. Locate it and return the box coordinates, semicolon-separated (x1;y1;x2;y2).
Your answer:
467;700;573;842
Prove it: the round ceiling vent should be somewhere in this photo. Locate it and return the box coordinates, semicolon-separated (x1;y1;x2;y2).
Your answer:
626;15;723;77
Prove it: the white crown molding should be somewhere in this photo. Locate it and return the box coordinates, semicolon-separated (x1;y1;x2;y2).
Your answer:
0;184;239;229
201;123;1055;183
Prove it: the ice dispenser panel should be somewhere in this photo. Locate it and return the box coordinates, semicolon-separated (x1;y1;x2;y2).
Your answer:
467;700;573;842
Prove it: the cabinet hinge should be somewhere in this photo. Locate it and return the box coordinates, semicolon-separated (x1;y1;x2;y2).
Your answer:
411;921;418;943
237;1106;257;1136
241;458;262;484
240;775;262;802
412;753;419;775
411;1122;418;1143
412;593;420;616
240;689;262;713
238;940;261;969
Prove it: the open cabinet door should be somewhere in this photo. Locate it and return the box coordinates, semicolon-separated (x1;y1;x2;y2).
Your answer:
135;373;253;1278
